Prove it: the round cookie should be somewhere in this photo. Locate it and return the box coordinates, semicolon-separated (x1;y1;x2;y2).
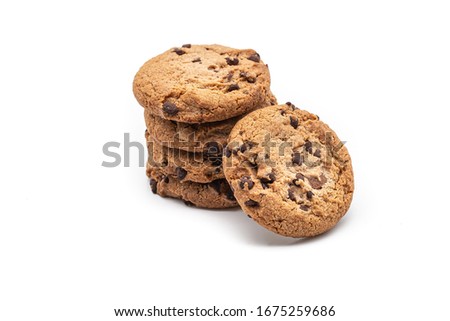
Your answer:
133;44;272;123
223;104;354;238
144;91;277;153
146;131;224;183
147;164;238;209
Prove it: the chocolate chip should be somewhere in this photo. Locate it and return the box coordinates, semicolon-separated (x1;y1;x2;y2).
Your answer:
314;149;321;158
300;205;310;211
247;215;252;219
232;148;238;156
225;57;239;65
288;188;296;201
260;173;276;185
227;84;240;92
150;179;157;193
247;53;260;62
280;110;286;116
307;174;327;189
239;176;255;190
290;116;299;129
211;158;222;167
176;167;187;180
173;48;186;55
226;71;234;81
239;71;255;83
224;146;232;158
306;191;314;200
286;102;292;106
182;44;191;48
240;142;254;153
162;175;169;183
292;152;303;166
184;200;194;206
192;58;201;63
162;101;179;115
304;140;313;153
205;141;220;156
296;173;305;181
226;188;236;201
209;180;222;193
245;199;259;207
261;181;269;189
286;102;296;110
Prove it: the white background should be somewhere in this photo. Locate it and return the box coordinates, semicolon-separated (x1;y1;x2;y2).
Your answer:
1;1;449;320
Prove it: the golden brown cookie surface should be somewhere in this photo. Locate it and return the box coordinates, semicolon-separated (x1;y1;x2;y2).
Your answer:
133;44;272;123
223;104;354;237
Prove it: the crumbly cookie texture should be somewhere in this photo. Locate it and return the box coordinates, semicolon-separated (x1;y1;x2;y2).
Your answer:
223;104;354;237
146;130;223;183
144;90;277;153
147;163;238;209
133;44;272;123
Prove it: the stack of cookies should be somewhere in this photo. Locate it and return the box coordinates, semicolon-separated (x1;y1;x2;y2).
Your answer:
133;44;277;209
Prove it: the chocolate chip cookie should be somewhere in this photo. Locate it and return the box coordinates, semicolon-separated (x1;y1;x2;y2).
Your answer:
146;131;224;183
223;104;354;237
147;164;238;209
133;44;272;123
144;91;277;153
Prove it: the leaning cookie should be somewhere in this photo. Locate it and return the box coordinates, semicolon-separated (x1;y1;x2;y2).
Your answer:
134;44;272;123
223;104;354;238
147;164;238;209
144;91;277;153
146;131;224;183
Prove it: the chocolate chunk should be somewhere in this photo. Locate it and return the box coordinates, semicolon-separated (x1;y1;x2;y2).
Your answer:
307;174;327;189
292;152;303;166
304;140;313;153
261;181;269;189
181;44;191;48
173;48;186;55
300;205;310;211
211;158;222;167
314;149;321;158
239;176;255;190
293;173;305;185
227;84;240;92
225;57;239;65
239;71;255;83
226;188;236;201
209;180;222;193
184;201;194;206
162;175;169;183
176;167;187;180
290;116;299;129
244;199;259;207
247;53;260;62
306;191;314;200
260;173;276;184
288;188;296;201
150;179;157;194
296;173;305;180
226;71;234;81
205;142;220;156
192;57;201;63
224;146;231;158
240;143;248;153
162;101;179;115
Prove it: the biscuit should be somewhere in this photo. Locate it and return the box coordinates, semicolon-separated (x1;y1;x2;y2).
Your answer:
144;91;277;153
133;44;272;123
223;104;354;237
147;164;238;209
146;130;223;183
